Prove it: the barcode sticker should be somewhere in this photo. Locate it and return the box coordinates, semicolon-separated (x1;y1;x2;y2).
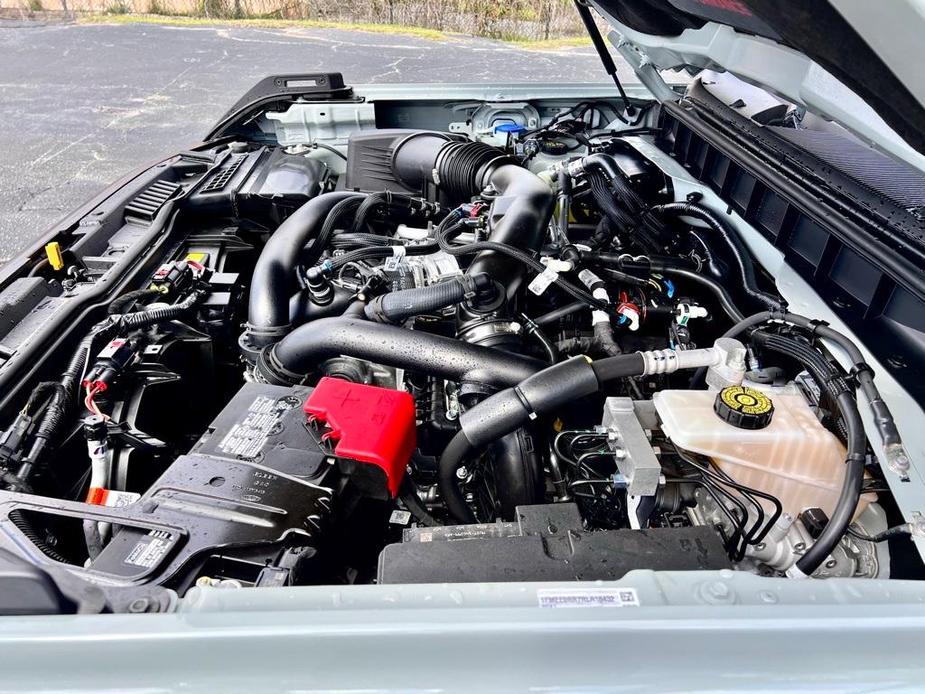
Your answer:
537;587;640;609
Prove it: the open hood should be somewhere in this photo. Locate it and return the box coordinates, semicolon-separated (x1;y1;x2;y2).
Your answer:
589;0;925;170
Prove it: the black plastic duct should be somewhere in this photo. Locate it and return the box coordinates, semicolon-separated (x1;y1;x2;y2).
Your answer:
247;191;365;345
256;317;541;388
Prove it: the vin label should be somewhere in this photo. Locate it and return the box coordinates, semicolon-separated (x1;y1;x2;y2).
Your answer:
537;587;640;609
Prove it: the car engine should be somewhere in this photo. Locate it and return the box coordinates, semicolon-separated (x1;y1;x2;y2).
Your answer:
0;93;915;598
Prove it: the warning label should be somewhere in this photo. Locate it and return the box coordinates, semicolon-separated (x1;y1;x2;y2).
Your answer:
537;587;640;609
124;530;172;569
216;395;291;459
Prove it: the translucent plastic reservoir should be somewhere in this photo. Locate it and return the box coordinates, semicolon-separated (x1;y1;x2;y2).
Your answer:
653;389;872;519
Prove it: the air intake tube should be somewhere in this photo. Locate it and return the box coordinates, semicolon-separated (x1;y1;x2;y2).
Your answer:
247;191;366;347
391;133;555;298
255;317;542;389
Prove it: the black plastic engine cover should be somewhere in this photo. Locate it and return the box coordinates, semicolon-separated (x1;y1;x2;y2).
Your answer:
378;503;729;583
86;383;332;589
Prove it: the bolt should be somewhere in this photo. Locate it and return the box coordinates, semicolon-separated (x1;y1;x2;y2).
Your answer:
707;581;730;599
456;466;469;480
127;598;150;613
825;559;838;569
195;576;213;588
613;448;627;460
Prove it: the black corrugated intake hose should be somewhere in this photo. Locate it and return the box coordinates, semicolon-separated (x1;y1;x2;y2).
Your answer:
390;135;554;298
438;354;646;522
248;191;366;345
364;273;493;324
256;317;542;389
649;201;783;311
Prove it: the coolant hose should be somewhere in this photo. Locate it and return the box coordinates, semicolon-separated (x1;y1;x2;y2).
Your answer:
256;317;542;389
650;201;782;311
248;191;366;344
364;274;493;324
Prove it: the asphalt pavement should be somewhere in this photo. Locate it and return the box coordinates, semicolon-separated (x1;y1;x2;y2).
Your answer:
0;19;615;262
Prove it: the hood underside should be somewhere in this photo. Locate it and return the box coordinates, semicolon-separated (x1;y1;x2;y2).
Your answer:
590;0;925;162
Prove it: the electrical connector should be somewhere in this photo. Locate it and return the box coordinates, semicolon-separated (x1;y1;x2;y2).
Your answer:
81;337;141;394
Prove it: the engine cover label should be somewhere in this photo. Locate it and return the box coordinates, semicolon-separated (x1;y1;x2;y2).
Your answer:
217;395;297;460
537;587;640;609
123;530;172;569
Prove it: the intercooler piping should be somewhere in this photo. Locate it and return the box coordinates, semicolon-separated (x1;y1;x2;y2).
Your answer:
246;191;366;346
255;317;542;389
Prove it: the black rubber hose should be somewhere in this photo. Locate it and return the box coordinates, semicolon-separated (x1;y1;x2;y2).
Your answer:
349;191;418;235
520;313;558;363
656;266;745;323
710;310;903;456
399;477;441;527
305;196;365;267
248;191;365;344
798;391;866;575
257;317;541;389
436;220;620;319
593;321;622;357
467;164;556;298
438;355;644;522
438;430;478;523
746;328;866;576
650;201;783;311
364;274;492;324
534;301;586;326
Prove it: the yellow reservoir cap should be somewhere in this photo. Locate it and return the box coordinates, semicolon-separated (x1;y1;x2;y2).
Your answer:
44;242;64;271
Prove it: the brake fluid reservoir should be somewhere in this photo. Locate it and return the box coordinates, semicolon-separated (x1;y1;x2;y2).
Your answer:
653;387;872;519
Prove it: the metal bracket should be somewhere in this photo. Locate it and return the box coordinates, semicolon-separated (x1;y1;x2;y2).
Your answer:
601;398;662;497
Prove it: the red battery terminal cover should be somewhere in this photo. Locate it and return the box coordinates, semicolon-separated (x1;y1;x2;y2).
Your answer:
303;377;416;498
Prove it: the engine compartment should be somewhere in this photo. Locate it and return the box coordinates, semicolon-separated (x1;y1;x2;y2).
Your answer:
0;84;919;603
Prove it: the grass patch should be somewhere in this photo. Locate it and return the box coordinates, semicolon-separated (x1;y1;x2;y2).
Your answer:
26;0;44;11
78;13;449;40
505;35;592;50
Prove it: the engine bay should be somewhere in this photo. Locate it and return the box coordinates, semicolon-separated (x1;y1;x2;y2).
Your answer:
0;80;920;603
